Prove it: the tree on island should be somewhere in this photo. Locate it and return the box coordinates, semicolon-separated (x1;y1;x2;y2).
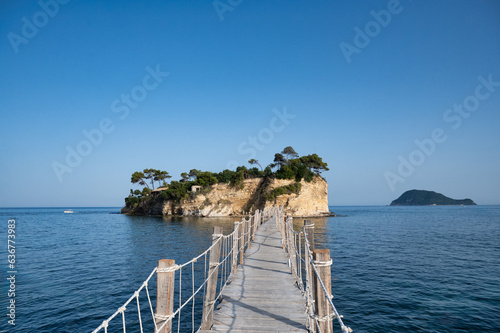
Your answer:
151;169;171;188
180;172;190;182
194;171;219;187
300;154;329;175
248;159;263;171
131;171;150;189
272;153;285;170
131;168;171;190
188;169;200;181
281;146;299;164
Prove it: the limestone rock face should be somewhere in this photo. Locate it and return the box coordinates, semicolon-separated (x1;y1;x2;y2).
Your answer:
162;178;262;217
161;176;329;217
264;177;330;217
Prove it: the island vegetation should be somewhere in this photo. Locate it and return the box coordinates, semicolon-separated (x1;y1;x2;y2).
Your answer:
124;146;328;212
390;189;476;206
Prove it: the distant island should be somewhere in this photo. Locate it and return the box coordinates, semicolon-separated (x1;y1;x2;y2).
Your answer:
121;146;331;217
390;190;476;206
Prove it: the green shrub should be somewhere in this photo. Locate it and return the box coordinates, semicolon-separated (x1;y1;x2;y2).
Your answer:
217;169;236;183
247;167;264;178
230;169;245;189
275;165;295;180
161;181;191;203
265;182;302;201
125;196;139;207
194;171;218;187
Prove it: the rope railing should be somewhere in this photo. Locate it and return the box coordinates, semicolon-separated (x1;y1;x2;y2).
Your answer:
91;207;275;333
275;210;353;333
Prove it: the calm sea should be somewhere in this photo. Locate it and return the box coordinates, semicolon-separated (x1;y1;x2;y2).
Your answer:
0;206;499;332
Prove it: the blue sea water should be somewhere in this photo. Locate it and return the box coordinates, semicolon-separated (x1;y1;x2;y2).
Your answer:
0;206;499;332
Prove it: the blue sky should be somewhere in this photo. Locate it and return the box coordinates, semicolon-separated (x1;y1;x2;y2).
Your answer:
1;0;499;207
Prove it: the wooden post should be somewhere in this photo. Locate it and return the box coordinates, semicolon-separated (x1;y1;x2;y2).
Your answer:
304;220;315;251
253;213;258;239
246;217;251;248
282;216;287;250
232;222;238;274
279;214;284;240
156;259;176;333
287;221;296;273
304;219;317;317
241;218;246;253
200;226;223;330
239;219;244;265
313;249;333;333
252;214;256;238
250;215;255;241
304;242;314;332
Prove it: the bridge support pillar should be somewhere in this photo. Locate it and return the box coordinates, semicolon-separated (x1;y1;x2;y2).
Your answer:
156;259;176;333
304;219;315;251
232;221;239;274
239;218;244;264
313;249;333;333
200;226;223;330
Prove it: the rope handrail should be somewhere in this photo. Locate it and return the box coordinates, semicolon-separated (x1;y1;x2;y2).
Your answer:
92;267;157;333
275;211;353;333
91;206;275;333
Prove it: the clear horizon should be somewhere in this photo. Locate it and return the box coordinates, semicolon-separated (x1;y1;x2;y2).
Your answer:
3;203;499;209
1;0;499;207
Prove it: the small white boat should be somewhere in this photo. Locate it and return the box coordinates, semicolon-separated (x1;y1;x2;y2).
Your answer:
64;210;74;213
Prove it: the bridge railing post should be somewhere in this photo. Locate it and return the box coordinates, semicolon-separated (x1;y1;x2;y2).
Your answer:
250;215;255;241
232;222;238;274
246;217;251;249
304;219;317;310
252;211;258;240
286;218;297;275
200;226;223;330
304;219;315;251
239;218;244;265
281;216;287;250
156;259;176;333
313;249;333;333
304;240;315;332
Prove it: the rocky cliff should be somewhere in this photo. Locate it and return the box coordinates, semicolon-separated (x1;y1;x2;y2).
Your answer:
262;178;330;217
123;176;330;217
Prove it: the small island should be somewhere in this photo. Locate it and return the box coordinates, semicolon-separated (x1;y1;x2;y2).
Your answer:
122;146;331;217
390;189;476;206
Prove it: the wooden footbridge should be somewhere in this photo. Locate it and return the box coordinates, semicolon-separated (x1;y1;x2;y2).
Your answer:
92;207;352;333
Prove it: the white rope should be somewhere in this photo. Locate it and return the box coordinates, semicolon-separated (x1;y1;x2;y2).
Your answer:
280;215;352;333
154;313;175;321
120;306;126;333
191;261;195;333
157;265;180;273
177;266;182;333
101;320;108;333
309;312;336;322
313;259;333;267
135;291;143;333
92;208;276;333
91;267;157;333
145;281;156;331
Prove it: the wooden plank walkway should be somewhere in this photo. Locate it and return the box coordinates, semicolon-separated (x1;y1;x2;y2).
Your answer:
200;217;309;332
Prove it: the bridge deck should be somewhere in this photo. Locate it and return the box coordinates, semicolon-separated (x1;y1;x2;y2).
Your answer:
201;217;309;332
